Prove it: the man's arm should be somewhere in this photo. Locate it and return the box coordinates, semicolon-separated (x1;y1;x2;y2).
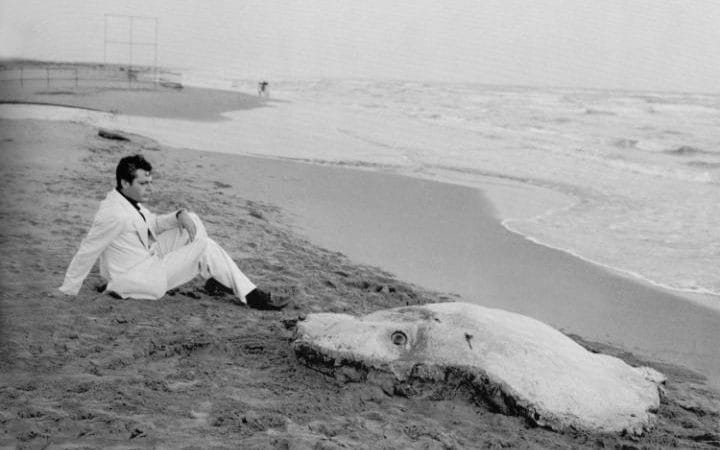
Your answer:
150;208;197;241
58;211;125;295
175;209;197;241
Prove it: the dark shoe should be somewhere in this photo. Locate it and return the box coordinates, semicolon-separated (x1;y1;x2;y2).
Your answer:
96;281;122;298
245;288;288;310
204;278;234;297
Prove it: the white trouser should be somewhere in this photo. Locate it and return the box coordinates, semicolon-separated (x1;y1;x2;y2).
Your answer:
153;213;256;302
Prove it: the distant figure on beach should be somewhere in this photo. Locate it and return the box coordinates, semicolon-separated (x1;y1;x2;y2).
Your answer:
58;154;283;310
258;80;269;97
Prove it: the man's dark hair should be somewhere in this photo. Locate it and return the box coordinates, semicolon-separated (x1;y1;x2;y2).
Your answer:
116;154;152;189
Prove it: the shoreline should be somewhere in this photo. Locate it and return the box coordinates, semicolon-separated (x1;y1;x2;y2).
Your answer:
224;151;720;388
1;115;719;447
2;103;720;380
1;97;718;304
389;164;720;309
1;90;718;350
511;224;720;311
259;153;720;310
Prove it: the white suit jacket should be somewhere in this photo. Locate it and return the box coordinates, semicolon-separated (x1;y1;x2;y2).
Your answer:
59;189;178;299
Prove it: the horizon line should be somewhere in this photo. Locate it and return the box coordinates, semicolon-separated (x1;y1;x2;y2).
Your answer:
1;57;718;97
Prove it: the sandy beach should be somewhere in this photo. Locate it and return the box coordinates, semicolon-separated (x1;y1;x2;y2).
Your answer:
1;77;719;448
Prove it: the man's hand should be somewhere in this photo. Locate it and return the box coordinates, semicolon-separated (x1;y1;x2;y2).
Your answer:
177;209;197;241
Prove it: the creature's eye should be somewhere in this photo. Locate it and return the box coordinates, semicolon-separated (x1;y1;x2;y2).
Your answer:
391;331;407;346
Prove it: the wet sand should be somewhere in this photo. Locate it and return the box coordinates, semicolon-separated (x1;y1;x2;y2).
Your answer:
1;80;719;447
132;143;720;390
239;159;720;389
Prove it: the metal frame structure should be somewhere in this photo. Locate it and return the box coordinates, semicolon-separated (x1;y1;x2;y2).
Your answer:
103;14;159;86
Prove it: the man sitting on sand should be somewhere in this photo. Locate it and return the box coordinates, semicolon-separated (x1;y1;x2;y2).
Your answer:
59;154;281;309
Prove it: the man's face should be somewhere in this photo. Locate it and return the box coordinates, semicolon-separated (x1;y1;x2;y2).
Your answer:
121;170;152;203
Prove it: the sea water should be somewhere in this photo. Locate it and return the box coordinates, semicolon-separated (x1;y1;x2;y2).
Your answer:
229;77;720;300
2;78;718;301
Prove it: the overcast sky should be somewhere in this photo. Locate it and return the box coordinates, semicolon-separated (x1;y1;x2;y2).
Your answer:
1;0;719;92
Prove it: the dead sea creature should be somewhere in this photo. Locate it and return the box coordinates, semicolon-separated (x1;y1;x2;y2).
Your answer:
293;302;665;435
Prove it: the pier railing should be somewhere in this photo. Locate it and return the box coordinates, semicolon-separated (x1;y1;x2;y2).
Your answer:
0;64;179;91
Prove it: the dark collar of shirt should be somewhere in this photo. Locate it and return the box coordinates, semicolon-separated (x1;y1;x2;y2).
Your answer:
116;187;146;222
